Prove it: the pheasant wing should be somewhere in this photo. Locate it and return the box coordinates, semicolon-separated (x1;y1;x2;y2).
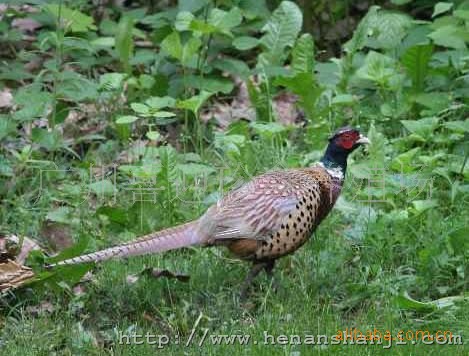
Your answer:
206;171;310;242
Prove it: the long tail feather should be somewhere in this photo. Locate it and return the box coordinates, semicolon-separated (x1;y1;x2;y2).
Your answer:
48;222;200;267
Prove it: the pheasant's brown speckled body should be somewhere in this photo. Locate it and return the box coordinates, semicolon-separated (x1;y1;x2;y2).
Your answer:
49;127;369;294
212;167;342;262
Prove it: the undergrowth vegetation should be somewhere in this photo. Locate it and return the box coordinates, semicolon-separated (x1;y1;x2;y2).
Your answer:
0;0;467;354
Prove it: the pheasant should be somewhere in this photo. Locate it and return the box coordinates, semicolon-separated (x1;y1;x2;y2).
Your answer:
48;127;369;295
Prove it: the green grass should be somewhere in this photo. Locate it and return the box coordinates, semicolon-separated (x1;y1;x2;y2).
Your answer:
0;1;468;355
1;193;467;355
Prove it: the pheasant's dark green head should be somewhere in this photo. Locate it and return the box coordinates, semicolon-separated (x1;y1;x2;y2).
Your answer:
321;127;370;170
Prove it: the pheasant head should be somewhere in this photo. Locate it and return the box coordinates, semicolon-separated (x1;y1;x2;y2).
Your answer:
320;127;370;175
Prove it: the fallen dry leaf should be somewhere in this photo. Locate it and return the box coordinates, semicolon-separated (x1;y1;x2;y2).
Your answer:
40;222;73;251
0;234;41;265
12;18;41;33
273;91;300;125
201;77;304;128
0;259;35;293
201;79;254;127
0;88;13;108
0;234;40;293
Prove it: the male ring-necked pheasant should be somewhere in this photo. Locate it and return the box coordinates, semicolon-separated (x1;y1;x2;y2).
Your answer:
48;127;369;294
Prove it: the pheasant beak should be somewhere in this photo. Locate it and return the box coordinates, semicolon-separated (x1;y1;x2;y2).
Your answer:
356;134;370;145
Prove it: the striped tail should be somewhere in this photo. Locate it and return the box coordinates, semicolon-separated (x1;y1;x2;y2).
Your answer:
48;222;200;267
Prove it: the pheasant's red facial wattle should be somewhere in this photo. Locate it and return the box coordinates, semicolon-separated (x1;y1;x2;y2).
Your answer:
322;127;369;172
336;131;360;150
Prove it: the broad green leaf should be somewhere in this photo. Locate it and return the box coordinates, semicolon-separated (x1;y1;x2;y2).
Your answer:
414;92;451;114
146;131;161;141
444;120;469;132
356;51;395;84
398;25;432;54
138;74;156;89
432;49;467;70
367;11;412;50
191;21;220;34
0;116;15;140
232;36;259;50
344;6;379;53
131;102;150;115
345;6;412;52
177;91;213;114
391;0;413;4
258;1;302;66
131;50;158;66
177;163;215;176
255;66;296;77
247;80;271;121
96;206;128;225
51;101;69;125
332;94;355;104
274;73;323;120
46;4;96;33
391;147;420;172
428;25;467;49
181;37;202;67
99;72;126;90
145;96;176;109
412;199;439;212
349;162;374;180
209;7;243;35
46;207;71;224
291;33;315;74
214;133;246;156
178;0;209;13
315;62;340;88
447;154;469;177
115;16;134;72
401;44;433;92
211;58;250;79
176;12;217;34
396;292;469;312
238;0;270;19
116;115;139;124
89;179;116;195
162;22;203;65
56;71;98;102
0;160;13;177
184;75;234;94
454;10;469;20
250;122;288;136
401;117;439;138
432;2;453;18
91;37;115;47
161;32;182;61
395;292;436;312
175;11;196;31
153;111;176;118
31;128;62;151
448;228;468;255
13;86;52;122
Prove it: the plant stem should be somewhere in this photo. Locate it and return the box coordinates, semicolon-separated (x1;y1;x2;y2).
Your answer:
51;0;64;130
460;149;468;176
